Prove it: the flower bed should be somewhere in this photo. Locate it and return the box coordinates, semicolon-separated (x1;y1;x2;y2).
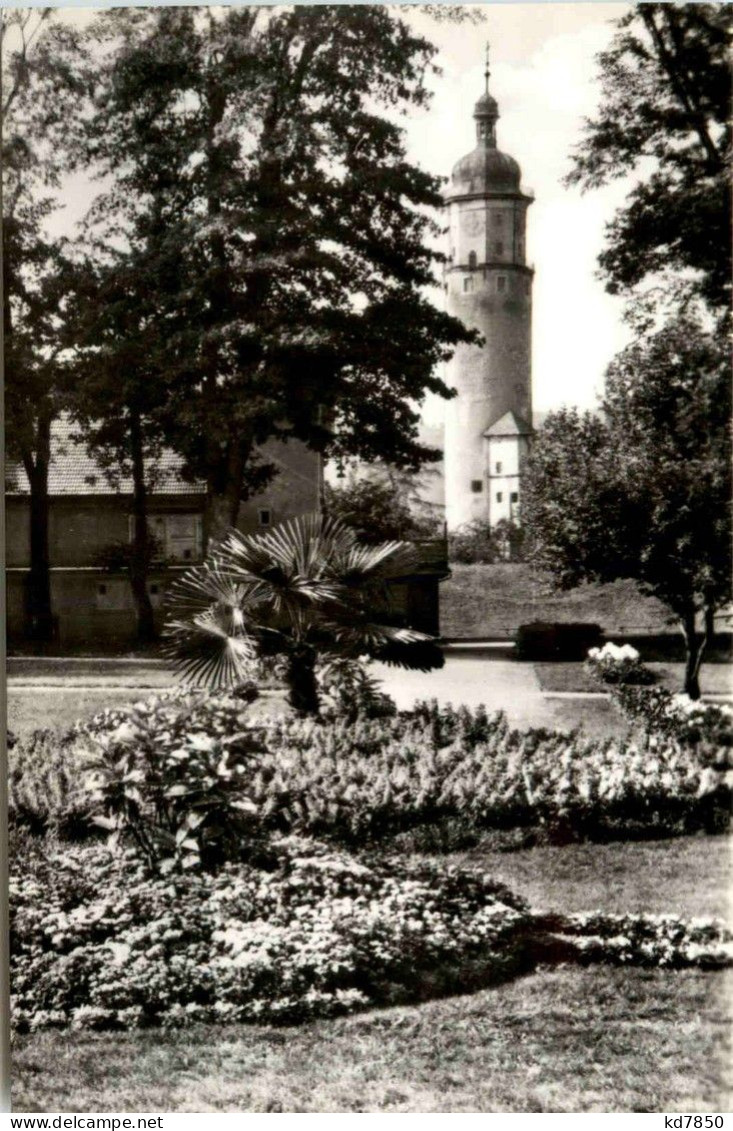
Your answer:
613;686;733;754
534;911;733;969
9;694;731;850
10;840;532;1032
10;840;731;1033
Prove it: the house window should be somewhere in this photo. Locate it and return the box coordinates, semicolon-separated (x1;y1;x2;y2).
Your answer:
511;492;519;503
497;276;507;293
495;462;502;473
471;480;483;493
463;276;474;293
468;251;477;269
98;583;107;596
496;492;503;503
495;241;503;256
139;513;203;563
258;508;271;527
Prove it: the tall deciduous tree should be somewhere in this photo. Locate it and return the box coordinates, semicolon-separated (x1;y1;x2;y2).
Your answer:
2;10;87;640
567;3;731;319
68;245;175;644
522;311;731;698
80;5;475;536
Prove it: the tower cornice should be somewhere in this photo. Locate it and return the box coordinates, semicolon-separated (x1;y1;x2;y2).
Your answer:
444;188;534;206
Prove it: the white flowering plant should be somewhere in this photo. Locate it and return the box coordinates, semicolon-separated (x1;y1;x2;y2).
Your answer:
614;685;733;756
534;910;733;969
586;642;655;686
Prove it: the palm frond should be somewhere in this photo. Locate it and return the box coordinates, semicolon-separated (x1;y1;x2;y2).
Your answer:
329;540;419;588
370;638;445;672
163;607;256;688
165;559;270;624
319;615;437;657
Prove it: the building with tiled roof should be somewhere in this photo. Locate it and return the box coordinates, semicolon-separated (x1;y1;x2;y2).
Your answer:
5;416;207;498
6;416;322;647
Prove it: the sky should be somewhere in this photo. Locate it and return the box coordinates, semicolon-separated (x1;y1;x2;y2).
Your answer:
34;1;635;427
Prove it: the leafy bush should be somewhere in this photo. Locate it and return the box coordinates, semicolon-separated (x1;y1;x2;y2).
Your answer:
317;657;397;723
11;840;731;1033
614;686;733;754
516;622;603;661
82;691;267;872
323;476;441;544
10;839;531;1032
449;518;524;565
586;642;655;686
8;729;95;839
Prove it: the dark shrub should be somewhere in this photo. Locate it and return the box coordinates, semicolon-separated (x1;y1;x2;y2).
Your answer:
516;621;604;661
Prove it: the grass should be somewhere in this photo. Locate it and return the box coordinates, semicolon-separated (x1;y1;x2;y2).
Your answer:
7;689;155;739
12;835;732;1113
535;662;733;695
7;687;290;740
441;564;675;639
447;834;731;920
12;968;730;1112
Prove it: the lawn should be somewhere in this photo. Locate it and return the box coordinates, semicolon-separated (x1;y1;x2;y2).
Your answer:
440;564;676;640
6;686;290;740
12;835;731;1113
535;662;733;696
440;564;733;647
11;968;730;1113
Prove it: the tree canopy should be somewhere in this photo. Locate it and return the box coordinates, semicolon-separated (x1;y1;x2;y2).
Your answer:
324;466;442;544
2;10;89;638
567;3;731;319
522;310;731;697
80;5;476;528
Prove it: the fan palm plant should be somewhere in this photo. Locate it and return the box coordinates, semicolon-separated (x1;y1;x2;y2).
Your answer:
164;512;443;714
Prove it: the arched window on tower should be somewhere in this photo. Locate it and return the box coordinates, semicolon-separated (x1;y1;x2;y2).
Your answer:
468;251;477;269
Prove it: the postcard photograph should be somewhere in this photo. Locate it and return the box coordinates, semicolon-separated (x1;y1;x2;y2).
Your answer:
3;0;732;1114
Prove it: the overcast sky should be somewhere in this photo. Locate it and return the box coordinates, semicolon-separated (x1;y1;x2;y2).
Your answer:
41;1;635;426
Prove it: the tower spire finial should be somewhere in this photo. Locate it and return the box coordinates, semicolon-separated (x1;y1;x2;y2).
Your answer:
484;41;490;94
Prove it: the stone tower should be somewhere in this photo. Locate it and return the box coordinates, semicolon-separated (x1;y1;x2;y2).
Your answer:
443;50;533;531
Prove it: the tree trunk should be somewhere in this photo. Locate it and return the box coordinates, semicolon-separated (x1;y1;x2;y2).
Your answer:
24;411;54;643
128;410;157;644
286;644;320;715
680;607;708;700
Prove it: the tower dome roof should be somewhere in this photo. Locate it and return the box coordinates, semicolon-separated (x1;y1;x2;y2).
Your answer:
446;50;523;198
450;146;521;195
